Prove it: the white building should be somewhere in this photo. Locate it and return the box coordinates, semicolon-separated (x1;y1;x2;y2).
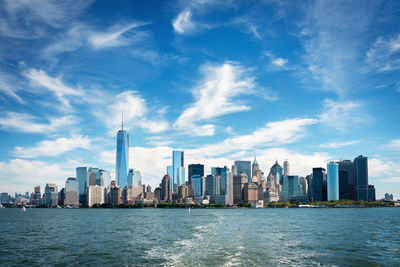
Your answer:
88;185;104;207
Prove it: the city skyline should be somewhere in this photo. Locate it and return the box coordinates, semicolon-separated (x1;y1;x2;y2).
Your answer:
0;1;400;199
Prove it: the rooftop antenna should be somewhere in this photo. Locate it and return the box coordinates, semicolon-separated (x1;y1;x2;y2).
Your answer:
121;111;124;130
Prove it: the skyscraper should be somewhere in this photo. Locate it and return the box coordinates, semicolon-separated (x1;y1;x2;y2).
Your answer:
327;162;339;201
205;175;221;196
354;155;368;201
234;160;251;183
191;175;202;197
283;159;290;176
64;177;79;206
76;167;88;204
188;164;204;185
172;150;184;192
116;116;129;188
269;161;283;185
161;174;172;201
44;184;58;207
280;175;302;201
311;167;327;201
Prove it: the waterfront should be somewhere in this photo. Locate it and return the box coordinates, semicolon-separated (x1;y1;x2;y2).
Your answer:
1;208;399;266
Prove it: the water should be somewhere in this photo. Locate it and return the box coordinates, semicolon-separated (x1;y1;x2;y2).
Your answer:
0;208;399;266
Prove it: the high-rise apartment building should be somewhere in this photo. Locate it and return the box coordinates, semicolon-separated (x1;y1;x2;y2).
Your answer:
116;118;129;188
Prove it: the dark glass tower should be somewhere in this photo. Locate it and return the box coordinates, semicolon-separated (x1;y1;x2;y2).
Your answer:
311;167;327;201
188;164;204;185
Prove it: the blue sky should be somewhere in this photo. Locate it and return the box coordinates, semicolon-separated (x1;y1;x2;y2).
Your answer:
0;0;399;199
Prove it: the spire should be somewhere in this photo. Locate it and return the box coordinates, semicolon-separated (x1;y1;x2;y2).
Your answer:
253;155;258;165
121;112;124;130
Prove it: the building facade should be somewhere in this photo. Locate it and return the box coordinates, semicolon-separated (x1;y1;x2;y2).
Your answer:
116;126;129;188
172;151;185;192
234;160;251;183
327;162;339;201
64;177;79;206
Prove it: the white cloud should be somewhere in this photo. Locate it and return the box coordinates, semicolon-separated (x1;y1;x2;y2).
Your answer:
319;140;360;149
0;112;76;133
187;118;318;157
263;52;290;71
365;34;400;72
0;158;73;193
172;9;195;34
0;0;93;38
13;135;91;158
272;58;288;67
299;1;381;96
0;75;24;104
232;16;261;39
23;68;83;110
91;90;169;135
319;98;371;130
384;139;400;151
379;177;400;183
89;22;150;49
174;62;275;136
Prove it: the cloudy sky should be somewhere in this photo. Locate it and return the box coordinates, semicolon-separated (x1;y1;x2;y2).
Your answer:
0;0;399;199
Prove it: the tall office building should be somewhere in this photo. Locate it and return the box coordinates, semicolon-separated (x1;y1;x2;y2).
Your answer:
191;175;202;197
298;176;308;196
88;167;99;186
76;167;88;204
172;151;185;192
188;164;204;185
88;185;104;207
283;159;290;176
252;156;262;182
116;117;129;188
205;175;221;196
212;166;232;204
337;155;373;201
44;184;58;207
64;177;79;206
161;174;172;201
280;175;302;201
233;173;248;204
311;168;327;201
327;162;339;201
354;155;368;201
127;168;142;197
234;160;251;183
269;161;283;185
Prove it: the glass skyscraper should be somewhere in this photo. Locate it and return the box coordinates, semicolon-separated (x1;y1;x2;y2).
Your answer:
191;175;202;197
270;161;283;185
327;162;339;201
76;167;88;204
234;160;251;183
116;127;129;188
172;151;184;192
